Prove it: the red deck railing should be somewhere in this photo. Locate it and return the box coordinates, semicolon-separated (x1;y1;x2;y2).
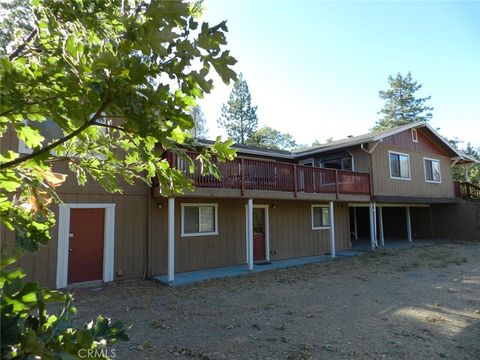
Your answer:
168;152;371;197
454;181;480;200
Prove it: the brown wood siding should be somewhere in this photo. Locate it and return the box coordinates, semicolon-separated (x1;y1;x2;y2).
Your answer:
371;142;455;198
382;128;448;156
2;125;150;287
1;192;149;288
149;198;351;275
347;146;371;173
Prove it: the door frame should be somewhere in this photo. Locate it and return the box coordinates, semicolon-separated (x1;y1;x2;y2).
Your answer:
56;203;115;289
245;204;270;262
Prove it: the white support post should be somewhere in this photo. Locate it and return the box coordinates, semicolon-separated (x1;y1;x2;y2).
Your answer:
329;201;336;258
369;203;377;250
378;206;384;246
353;207;358;240
406;206;412;243
247;199;254;270
167;197;175;282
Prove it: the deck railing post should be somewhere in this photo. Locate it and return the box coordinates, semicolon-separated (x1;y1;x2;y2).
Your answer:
293;164;298;197
335;170;339;199
167;197;175;283
247;199;254;270
240;158;245;196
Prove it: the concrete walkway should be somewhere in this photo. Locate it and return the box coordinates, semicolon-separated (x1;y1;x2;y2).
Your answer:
154;250;364;287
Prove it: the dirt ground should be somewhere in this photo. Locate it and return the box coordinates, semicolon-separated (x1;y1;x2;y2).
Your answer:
73;241;480;359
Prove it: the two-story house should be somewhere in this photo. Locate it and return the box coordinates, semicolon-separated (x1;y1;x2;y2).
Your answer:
1;121;478;287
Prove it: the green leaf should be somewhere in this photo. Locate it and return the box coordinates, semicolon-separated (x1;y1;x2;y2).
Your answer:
18;126;44;148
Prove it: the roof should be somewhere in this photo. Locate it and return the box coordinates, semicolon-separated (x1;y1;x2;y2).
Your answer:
199;122;475;163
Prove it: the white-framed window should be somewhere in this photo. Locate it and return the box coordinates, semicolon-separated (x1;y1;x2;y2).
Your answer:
389;151;411;180
311;205;330;229
181;203;218;237
18;118;64;154
424;157;441;183
299;158;315;167
412;128;418;143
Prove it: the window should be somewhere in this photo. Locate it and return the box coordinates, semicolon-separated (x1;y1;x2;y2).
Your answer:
424;158;441;183
320;156;353;171
181;204;218;236
18;119;64;154
389;151;411;180
412;128;418;142
311;205;330;229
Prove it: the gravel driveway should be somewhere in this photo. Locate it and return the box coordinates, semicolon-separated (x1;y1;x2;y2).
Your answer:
73;241;480;359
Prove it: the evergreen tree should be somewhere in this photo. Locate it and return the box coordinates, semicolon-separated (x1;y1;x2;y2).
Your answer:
218;73;258;144
374;72;433;130
190;105;208;139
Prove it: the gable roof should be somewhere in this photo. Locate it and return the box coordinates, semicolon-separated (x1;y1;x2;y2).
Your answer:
199;122;475;163
293;121;469;160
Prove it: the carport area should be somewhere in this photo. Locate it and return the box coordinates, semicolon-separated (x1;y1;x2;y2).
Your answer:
349;203;433;250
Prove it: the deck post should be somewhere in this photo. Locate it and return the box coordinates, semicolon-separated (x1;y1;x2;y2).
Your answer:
293;164;298;197
369;202;377;250
329;201;336;258
247;198;254;270
335;170;339;199
167;197;175;282
240;158;245;196
353;207;358;240
378;206;385;246
406;206;412;243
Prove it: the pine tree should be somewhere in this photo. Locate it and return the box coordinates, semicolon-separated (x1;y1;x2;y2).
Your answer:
374;72;433;130
218;73;258;144
190;105;208;139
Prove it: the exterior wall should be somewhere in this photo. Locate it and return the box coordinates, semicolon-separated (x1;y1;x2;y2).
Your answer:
1;191;150;288
382;128;448;156
432;201;480;241
1;126;150;288
371;142;455;198
149;198;351;276
347;146;371;173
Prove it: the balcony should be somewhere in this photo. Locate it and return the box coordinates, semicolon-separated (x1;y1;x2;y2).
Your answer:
166;152;371;198
454;181;480;200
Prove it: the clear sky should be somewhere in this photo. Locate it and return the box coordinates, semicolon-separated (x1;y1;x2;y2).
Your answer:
197;0;480;149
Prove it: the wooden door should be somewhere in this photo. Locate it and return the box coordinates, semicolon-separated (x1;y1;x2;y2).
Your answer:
68;208;105;284
253;208;266;261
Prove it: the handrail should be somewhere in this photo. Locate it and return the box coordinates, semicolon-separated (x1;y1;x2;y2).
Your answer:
168;152;371;196
454;180;480;200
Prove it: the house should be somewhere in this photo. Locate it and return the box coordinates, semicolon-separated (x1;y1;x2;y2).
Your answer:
1;121;478;288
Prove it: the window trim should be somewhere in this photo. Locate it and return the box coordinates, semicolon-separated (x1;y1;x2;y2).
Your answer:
388;150;411;181
299;158;315;166
423;157;442;183
411;128;418;143
181;203;218;237
311;204;331;230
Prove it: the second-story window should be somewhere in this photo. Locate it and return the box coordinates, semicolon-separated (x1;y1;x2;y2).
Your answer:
389;151;410;180
424;158;441;183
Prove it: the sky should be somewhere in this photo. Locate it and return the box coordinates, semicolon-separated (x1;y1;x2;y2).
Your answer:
196;0;480;149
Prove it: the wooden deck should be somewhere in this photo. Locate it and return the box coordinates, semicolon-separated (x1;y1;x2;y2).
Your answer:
164;152;371;198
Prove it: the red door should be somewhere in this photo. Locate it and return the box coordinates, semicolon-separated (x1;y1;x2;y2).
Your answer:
253;208;266;262
68;208;105;284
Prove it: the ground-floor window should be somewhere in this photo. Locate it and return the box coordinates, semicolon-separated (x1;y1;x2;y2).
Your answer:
311;205;330;229
181;203;218;236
